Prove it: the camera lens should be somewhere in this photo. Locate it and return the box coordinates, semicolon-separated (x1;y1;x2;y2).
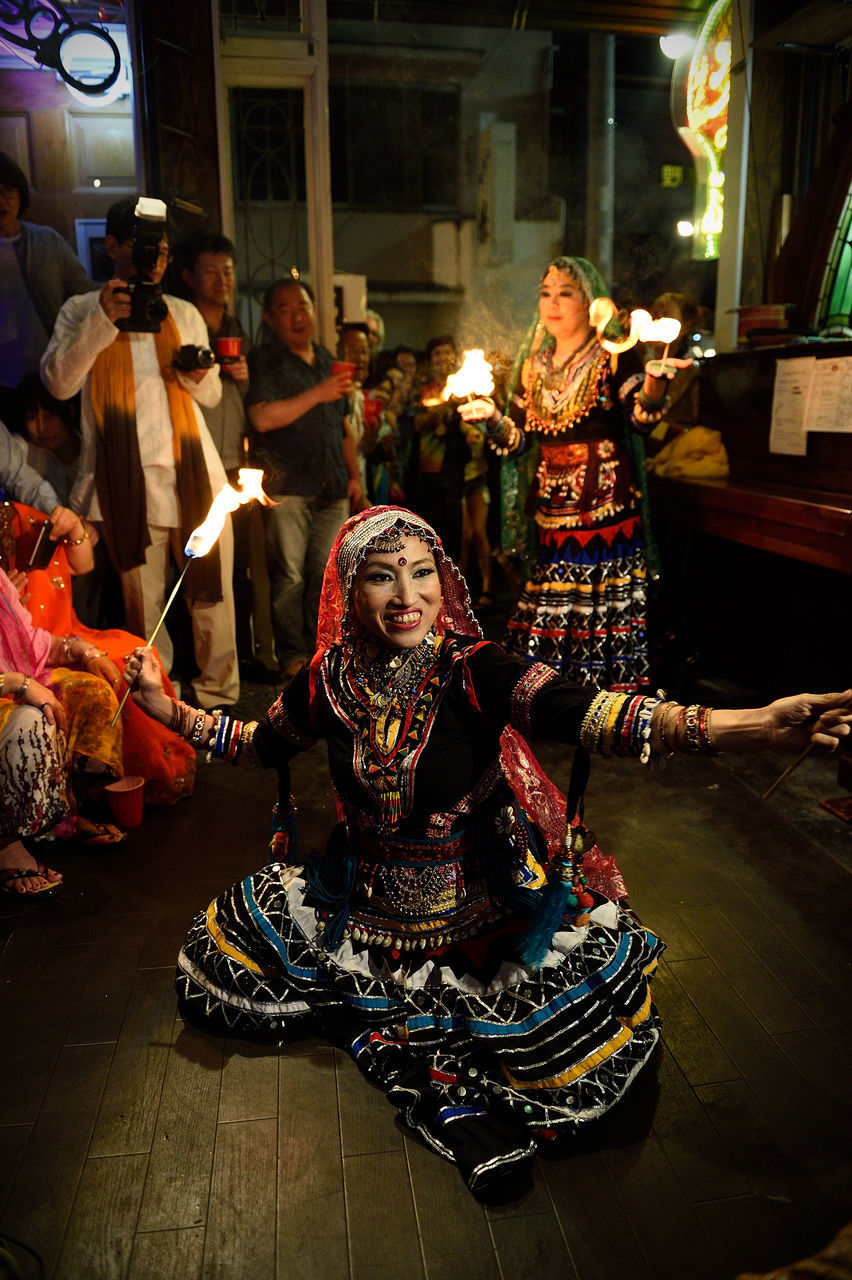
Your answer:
144;296;169;324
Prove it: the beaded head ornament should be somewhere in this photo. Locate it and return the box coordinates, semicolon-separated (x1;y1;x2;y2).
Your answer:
314;505;482;657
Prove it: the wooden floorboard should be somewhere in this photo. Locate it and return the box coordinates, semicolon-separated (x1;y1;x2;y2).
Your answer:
1;705;850;1280
203;1117;278;1280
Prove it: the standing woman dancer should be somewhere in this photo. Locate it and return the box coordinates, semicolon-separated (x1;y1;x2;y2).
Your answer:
461;256;687;691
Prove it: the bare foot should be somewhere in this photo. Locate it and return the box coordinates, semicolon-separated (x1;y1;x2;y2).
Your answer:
0;838;63;895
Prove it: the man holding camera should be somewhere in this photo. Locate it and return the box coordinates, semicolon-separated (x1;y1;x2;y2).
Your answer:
41;196;239;710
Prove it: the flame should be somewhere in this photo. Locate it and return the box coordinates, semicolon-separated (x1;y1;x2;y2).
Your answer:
441;349;494;400
589;298;681;354
644;316;682;345
184;469;271;558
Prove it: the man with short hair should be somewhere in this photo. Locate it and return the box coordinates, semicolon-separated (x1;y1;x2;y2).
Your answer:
41;196;239;709
246;279;362;675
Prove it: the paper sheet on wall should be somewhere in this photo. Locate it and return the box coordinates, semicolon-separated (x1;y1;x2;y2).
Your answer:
807;357;852;433
769;357;814;455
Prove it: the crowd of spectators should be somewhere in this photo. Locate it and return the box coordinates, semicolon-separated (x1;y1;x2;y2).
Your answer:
0;167;510;896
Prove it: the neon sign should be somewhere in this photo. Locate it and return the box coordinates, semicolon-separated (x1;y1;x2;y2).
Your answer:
672;0;732;261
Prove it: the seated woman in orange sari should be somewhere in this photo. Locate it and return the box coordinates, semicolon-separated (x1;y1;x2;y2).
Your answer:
2;502;196;808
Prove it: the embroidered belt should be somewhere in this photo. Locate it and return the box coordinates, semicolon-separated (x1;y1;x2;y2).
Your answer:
343;832;502;951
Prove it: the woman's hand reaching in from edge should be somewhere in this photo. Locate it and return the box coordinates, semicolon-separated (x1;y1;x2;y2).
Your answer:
765;689;852;755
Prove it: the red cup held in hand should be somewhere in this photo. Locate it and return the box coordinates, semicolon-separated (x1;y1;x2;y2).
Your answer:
331;360;355;385
214;336;242;365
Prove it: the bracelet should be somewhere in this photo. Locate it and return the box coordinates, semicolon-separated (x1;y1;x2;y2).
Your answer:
62;525;89;547
638;387;669;411
62;635;82;664
206;708;224;752
81;647;107;665
189;711;208;745
14;674;31;702
681;704;717;754
0;674;5;697
487;415;520;455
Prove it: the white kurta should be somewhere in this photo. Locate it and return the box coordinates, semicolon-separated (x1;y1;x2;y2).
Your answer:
41;292;239;707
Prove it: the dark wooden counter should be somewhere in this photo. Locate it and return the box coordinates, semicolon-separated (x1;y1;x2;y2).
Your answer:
648;341;852;575
646;342;852;695
649;475;852;574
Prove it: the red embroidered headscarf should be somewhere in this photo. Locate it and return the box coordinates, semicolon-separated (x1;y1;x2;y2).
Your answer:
314;505;481;657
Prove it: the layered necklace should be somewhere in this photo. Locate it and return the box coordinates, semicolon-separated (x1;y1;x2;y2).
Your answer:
526;333;610;435
353;626;441;719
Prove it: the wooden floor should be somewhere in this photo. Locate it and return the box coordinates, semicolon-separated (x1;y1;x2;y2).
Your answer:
2;687;851;1280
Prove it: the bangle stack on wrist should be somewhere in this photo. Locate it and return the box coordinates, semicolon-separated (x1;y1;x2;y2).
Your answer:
633;388;670;427
14;674;31;703
487;415;520;456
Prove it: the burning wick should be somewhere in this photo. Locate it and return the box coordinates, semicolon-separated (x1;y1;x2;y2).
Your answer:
112;470;272;725
588;299;682;374
441;349;494;403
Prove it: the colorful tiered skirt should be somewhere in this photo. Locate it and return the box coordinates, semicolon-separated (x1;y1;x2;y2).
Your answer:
505;440;650;690
175;860;664;1191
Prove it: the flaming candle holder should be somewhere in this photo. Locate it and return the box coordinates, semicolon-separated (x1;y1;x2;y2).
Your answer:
112;470;271;726
589;298;682;372
441;349;494;404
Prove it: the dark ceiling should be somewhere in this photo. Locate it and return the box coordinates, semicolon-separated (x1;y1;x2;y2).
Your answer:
325;1;709;37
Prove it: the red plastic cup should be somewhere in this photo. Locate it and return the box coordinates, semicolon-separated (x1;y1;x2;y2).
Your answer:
214;336;242;364
331;360;355;384
105;775;145;828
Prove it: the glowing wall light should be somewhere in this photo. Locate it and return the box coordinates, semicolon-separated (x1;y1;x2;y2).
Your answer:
660;33;696;60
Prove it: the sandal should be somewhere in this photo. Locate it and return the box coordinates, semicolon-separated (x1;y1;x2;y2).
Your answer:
74;817;127;846
0;861;63;897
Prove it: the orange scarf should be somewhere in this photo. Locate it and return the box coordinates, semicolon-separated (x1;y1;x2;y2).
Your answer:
89;311;222;602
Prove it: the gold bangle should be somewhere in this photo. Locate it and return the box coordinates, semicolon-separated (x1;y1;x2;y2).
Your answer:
63;526;89;547
14;674;31;702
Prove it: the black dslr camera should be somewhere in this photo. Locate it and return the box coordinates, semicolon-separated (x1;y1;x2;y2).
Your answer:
115;197;170;334
172;344;216;373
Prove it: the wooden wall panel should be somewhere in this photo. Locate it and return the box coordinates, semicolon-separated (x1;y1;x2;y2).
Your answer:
0;114;30;174
67;111;136;192
0;67;133;246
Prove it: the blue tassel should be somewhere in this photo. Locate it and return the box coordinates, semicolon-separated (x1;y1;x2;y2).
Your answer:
301;823;357;950
518;877;576;969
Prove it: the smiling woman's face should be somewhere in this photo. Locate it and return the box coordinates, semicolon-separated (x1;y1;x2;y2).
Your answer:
352;535;442;649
